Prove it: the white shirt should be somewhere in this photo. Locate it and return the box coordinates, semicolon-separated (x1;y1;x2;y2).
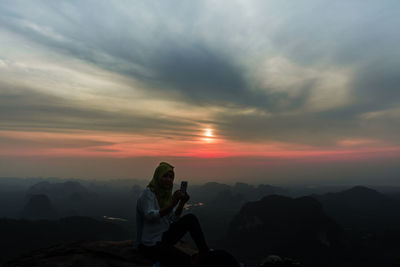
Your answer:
137;187;180;246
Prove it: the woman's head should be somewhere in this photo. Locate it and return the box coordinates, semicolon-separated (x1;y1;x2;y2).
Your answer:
160;170;174;190
150;162;174;187
148;162;175;208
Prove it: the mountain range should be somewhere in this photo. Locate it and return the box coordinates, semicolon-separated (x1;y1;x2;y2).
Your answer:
1;178;400;266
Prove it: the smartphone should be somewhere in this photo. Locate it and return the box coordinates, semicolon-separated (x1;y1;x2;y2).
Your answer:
180;181;188;194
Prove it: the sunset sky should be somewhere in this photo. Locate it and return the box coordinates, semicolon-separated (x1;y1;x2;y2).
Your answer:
1;1;399;184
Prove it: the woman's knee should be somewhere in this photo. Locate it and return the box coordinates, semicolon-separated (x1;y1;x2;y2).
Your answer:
181;213;199;225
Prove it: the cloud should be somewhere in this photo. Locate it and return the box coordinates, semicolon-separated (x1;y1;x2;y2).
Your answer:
361;107;400;120
0;0;399;148
0;133;115;149
0;84;199;138
213;104;400;146
251;56;353;112
0;1;278;109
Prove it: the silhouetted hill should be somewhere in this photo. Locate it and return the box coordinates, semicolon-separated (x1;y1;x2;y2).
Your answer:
26;181;89;200
312;186;400;228
311;186;400;266
130;184;143;199
222;195;345;267
0;190;26;218
187;183;286;249
21;194;58;220
190;182;285;203
210;189;246;210
21;181;137;220
389;192;400;201
192;189;247;246
232;183;286;201
190;182;232;202
0;217;128;262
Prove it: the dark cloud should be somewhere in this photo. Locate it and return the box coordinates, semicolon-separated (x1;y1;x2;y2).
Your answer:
214;109;400;146
214;112;351;146
0;135;114;149
353;58;400;108
145;44;258;106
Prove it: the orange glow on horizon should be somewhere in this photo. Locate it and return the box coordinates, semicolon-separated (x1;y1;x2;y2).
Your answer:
1;130;400;162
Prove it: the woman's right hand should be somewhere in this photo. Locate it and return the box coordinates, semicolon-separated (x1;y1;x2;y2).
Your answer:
172;190;183;206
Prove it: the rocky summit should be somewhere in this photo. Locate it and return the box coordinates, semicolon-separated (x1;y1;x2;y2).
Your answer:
3;240;244;267
4;240;158;267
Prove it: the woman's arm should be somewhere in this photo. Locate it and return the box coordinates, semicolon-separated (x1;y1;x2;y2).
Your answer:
159;200;178;217
174;202;185;217
159;190;182;217
139;193;161;222
174;193;190;217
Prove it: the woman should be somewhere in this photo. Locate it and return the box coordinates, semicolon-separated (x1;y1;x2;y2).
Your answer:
136;162;209;267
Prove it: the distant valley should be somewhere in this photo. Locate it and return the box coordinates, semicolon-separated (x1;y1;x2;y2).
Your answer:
1;177;400;266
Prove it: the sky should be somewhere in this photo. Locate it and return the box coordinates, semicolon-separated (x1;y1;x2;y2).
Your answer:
0;0;399;185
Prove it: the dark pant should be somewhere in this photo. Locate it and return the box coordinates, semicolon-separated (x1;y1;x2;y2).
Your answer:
139;214;209;267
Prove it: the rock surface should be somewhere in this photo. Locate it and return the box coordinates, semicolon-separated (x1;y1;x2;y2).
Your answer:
260;255;303;267
3;240;243;267
4;240;157;267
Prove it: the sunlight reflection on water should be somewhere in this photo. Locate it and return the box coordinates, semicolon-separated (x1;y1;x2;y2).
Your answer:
103;216;128;222
184;202;204;210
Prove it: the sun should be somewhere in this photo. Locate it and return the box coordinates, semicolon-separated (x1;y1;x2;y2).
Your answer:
204;128;213;137
201;128;215;143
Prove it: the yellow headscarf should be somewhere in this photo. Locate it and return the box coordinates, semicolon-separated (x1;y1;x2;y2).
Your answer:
148;162;174;208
